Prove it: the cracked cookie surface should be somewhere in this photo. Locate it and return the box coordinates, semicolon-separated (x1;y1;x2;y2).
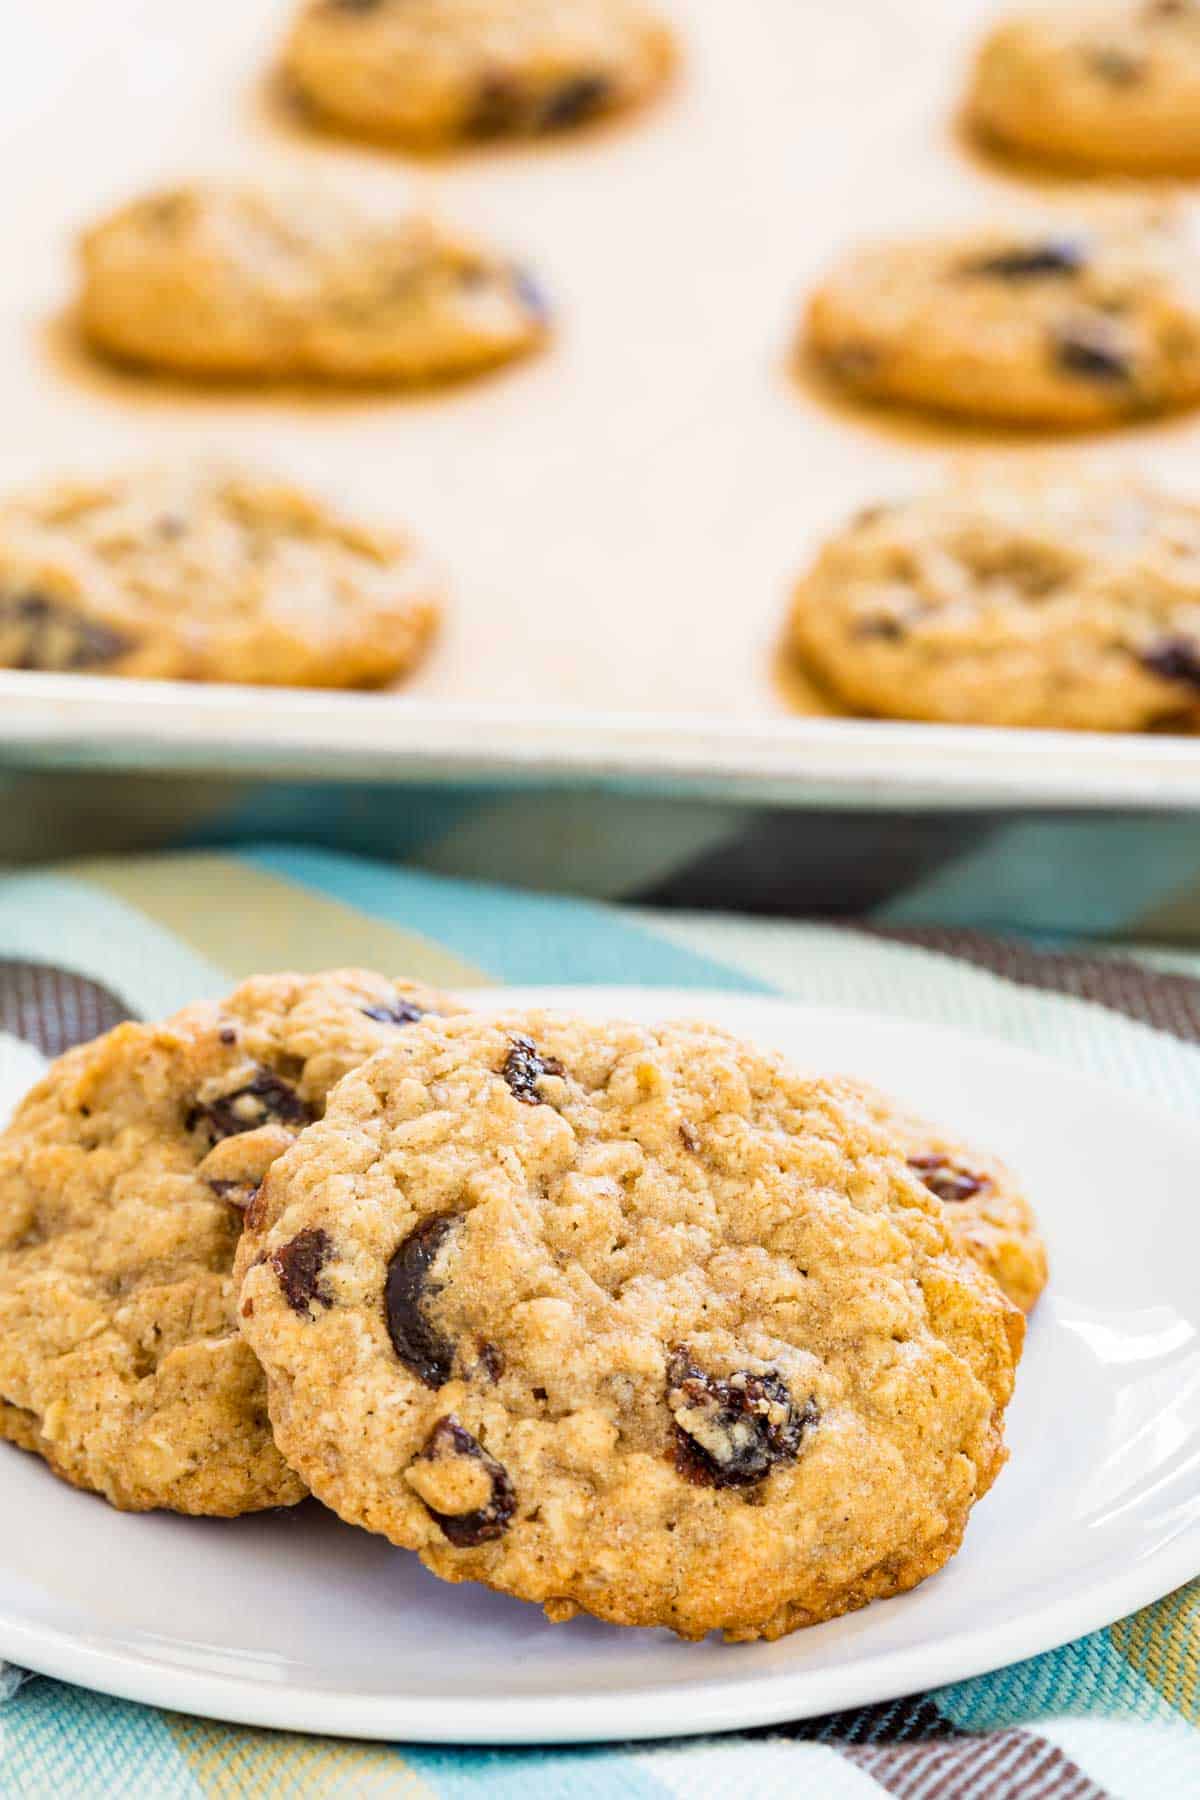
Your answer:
283;0;675;148
79;183;548;385
806;209;1200;427
789;469;1200;731
0;969;459;1513
0;465;441;687
969;2;1200;175
828;1081;1047;1315
237;1010;1021;1640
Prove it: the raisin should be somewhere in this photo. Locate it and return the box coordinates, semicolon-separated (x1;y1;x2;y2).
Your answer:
361;997;425;1026
822;342;880;384
413;1417;516;1547
1053;320;1132;383
1141;636;1200;688
471;71;525;136
1086;45;1145;84
960;241;1087;281
187;1069;312;1144
271;1228;333;1315
218;1027;237;1045
853;616;905;642
538;74;612;131
511;266;550;324
0;591;131;672
384;1214;459;1388
500;1036;564;1105
477;1341;505;1382
907;1154;988;1204
666;1349;818;1489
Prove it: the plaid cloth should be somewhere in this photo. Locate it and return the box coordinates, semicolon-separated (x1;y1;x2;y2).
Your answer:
2;844;1200;1798
10;767;1200;943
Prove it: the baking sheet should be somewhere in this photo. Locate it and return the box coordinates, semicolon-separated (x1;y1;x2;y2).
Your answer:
5;0;1200;807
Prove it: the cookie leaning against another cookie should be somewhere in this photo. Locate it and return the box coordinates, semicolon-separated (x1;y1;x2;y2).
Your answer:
788;470;1200;732
829;1081;1047;1315
282;0;676;149
78;183;548;385
969;2;1200;176
806;208;1200;427
0;466;441;688
0;970;460;1515
237;1010;1021;1642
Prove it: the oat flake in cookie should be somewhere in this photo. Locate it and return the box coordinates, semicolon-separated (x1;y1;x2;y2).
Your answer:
79;182;548;385
0;970;459;1514
789;469;1200;732
282;0;676;149
0;466;441;688
805;208;1200;427
237;1010;1021;1641
969;2;1200;176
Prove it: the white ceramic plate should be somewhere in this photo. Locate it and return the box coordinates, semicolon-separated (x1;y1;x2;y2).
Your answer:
2;986;1199;1744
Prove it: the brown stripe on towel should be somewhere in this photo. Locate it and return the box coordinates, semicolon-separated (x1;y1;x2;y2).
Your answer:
0;960;135;1056
866;926;1200;1047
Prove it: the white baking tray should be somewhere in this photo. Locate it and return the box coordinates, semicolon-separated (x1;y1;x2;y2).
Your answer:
6;0;1200;810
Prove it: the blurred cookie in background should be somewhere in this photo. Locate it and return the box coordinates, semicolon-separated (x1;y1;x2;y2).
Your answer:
968;2;1200;175
804;208;1200;429
0;464;442;688
282;0;676;149
78;182;549;386
787;467;1200;731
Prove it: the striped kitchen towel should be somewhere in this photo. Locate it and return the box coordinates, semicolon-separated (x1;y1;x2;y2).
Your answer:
0;844;1199;1799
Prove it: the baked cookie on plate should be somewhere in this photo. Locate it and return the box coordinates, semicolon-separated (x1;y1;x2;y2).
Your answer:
969;2;1200;175
806;208;1200;427
0;971;459;1514
79;182;548;385
0;465;441;688
282;0;676;148
788;468;1200;731
237;1010;1021;1641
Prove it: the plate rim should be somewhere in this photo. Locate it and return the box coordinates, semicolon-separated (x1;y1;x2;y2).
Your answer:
5;673;1200;810
3;986;1200;1744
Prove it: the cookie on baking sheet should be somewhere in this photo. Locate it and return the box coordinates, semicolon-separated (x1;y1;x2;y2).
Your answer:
78;183;548;385
829;1080;1047;1315
805;208;1200;427
0;466;441;688
282;0;676;149
969;2;1200;175
788;469;1200;732
237;1010;1021;1641
0;970;460;1514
